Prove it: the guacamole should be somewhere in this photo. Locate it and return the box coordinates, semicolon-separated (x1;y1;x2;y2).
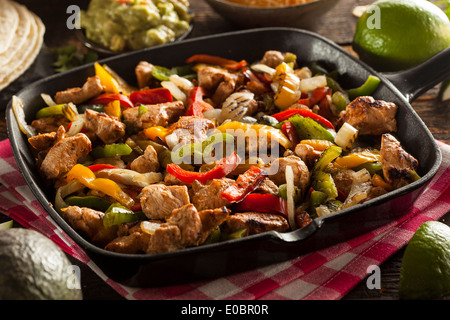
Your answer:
81;0;193;52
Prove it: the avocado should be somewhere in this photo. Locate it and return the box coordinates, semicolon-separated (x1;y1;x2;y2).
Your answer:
0;228;83;300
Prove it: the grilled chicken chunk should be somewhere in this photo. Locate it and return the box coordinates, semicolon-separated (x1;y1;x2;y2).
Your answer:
122;100;185;129
135;61;154;88
197;66;237;106
191;178;234;211
31;115;70;134
40;130;91;179
268;155;310;192
54;76;103;105
260;50;285;68
380;133;419;189
62;206;118;247
130;144;160;173
168;116;215;148
140;184;190;220
223;212;289;236
84;109;126;144
337;96;397;135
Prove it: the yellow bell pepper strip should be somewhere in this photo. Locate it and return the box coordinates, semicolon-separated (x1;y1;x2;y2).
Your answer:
91;143;133;159
334;151;381;169
143;126;171;144
103;100;121;119
185;54;248;71
220;166;267;203
347;75;381;100
102;203;146;229
94;62;120;94
65;164;134;208
167;152;241;184
300;139;335;151
216;121;291;150
273;62;301;110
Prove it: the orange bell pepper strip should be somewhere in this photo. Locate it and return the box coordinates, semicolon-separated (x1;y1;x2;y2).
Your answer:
166;152;241;184
65;164;134;208
185;54;247;71
104;100;121;119
94;62;120;94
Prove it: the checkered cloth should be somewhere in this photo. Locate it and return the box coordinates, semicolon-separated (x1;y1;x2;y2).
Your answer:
0;138;448;300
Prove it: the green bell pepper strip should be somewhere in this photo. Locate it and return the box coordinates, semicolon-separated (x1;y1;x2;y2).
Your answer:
91;143;133;159
353;161;383;176
311;171;338;200
309;190;328;209
103;203;146;229
65;196;112;212
35;104;65;119
347;75;381;100
223;228;247;240
277;114;335;143
313;145;343;173
204;227;222;245
331;91;350;112
278;183;302;203
171;133;235;164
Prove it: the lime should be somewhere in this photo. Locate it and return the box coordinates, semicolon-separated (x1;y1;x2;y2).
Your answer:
353;0;450;71
399;221;450;300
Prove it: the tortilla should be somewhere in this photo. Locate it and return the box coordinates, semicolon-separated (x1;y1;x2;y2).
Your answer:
0;1;45;91
0;0;19;55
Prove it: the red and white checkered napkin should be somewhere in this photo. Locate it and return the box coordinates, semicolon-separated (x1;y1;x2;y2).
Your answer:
0;138;448;300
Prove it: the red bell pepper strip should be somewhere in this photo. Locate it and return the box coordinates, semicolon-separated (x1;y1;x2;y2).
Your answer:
220;166;267;203
271;109;335;130
186;54;247;71
232;193;288;218
89;93;134;109
309;87;331;106
185;87;213;117
129;88;173;106
87;164;119;172
281;121;300;148
166;152;241;184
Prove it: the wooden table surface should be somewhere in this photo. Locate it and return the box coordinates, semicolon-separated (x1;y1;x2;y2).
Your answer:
0;0;448;301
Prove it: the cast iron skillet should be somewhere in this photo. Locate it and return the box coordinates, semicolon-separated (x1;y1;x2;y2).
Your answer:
6;28;448;287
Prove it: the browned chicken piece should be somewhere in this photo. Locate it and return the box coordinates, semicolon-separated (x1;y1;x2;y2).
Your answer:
260;50;285;68
223;212;289;236
40;130;91;180
122;100;185;129
380;133;419;189
337;96;398;135
197;66;237;106
140;184;190;220
83;109;126;144
31;115;70;134
331;168;356;196
268;155;310;192
191;178;234;211
62;206;118;247
130;144;160;173
169;116;215;147
104;222;153;254
294;143;321;166
197;206;230;243
254;177;279;196
54;76;103;105
135;61;154;88
28;132;57;152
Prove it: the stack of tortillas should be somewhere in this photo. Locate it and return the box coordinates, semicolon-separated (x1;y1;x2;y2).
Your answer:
0;0;45;91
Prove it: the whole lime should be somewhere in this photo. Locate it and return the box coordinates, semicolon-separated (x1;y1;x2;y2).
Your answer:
353;0;450;71
399;221;450;300
0;228;83;300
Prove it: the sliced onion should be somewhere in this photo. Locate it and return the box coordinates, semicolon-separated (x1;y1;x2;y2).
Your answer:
12;95;36;138
250;63;276;76
203;108;223;124
95;169;162;187
165;132;179;150
40;93;57;106
161;80;186;103
299;75;327;92
169;74;194;91
285;165;296;230
140;220;161;235
66;114;85;136
335;122;358;151
316;205;331;217
55;180;85;213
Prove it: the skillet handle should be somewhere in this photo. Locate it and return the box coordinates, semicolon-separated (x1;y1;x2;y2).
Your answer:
382;46;450;102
